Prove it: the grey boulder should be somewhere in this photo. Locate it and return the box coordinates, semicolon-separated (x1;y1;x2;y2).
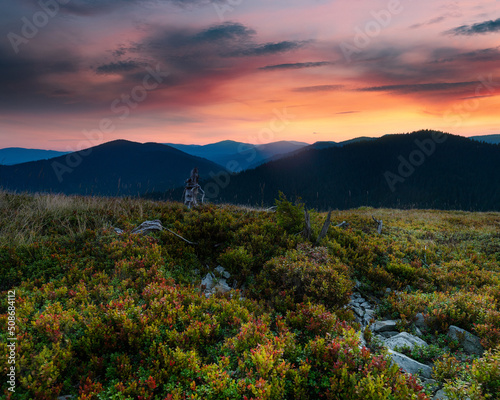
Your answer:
387;349;433;379
447;325;484;356
384;332;428;351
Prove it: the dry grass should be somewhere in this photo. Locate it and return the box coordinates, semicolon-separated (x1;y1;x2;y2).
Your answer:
0;190;169;246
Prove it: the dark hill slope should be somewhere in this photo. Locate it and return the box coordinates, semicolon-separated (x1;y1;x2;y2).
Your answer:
214;131;500;211
0;140;222;196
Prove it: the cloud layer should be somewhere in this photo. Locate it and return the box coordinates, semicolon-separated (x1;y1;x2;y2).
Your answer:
447;17;500;35
0;0;499;148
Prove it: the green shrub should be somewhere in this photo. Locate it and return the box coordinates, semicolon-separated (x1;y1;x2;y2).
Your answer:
250;243;353;312
275;191;304;234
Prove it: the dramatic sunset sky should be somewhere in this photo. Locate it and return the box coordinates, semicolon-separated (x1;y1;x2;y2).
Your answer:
1;0;499;150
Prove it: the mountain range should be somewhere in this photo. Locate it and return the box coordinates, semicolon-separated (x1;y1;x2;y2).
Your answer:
0;140;221;196
165;140;309;172
1;132;500;211
211;131;500;211
0;148;69;166
470;135;500;145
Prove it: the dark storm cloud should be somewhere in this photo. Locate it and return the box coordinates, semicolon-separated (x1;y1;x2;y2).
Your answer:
0;47;81;110
430;46;500;63
226;41;305;57
142;22;307;75
292;85;343;93
357;81;478;93
194;23;256;42
20;0;229;16
0;48;77;87
259;61;333;70
95;60;145;74
446;17;500;35
0;18;310;114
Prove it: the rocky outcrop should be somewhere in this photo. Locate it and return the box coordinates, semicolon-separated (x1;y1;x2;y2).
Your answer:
447;325;484;356
371;320;398;333
349;291;437;390
383;332;428;351
201;266;232;298
348;292;377;327
387;349;433;379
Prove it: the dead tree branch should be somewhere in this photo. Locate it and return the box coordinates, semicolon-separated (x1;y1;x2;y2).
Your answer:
116;219;197;245
303;208;312;240
316;210;332;245
372;216;383;234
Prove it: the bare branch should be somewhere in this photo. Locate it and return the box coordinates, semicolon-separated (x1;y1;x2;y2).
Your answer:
303;208;312;240
116;219;197;245
316;210;332;245
164;227;198;245
372;216;383;234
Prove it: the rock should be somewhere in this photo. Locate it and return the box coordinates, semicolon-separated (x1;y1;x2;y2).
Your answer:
113;227;124;234
371;320;398;333
433;389;449;400
201;273;215;291
385;288;391;294
447;325;484;356
360;302;371;308
57;396;74;400
357;331;367;349
131;220;163;235
387;349;433;379
384;332;428;351
201;271;231;297
215;265;231;279
415;327;423;337
353;306;364;318
380;331;400;338
364;310;376;325
211;280;231;295
415;313;427;329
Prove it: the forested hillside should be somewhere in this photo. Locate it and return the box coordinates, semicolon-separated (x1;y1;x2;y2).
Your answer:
214;131;500;211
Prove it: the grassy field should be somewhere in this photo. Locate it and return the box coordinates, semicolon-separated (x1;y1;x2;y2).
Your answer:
1;190;500;399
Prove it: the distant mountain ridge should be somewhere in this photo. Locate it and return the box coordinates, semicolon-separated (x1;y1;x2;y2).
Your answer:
0;140;221;196
0;148;69;165
166;140;309;172
3;134;497;166
3;132;500;211
470;134;500;144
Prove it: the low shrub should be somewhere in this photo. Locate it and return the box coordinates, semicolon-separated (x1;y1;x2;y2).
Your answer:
250;244;353;313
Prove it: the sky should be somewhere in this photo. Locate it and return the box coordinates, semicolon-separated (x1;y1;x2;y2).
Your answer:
0;0;499;150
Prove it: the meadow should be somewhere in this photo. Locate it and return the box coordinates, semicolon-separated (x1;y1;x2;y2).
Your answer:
1;190;500;399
